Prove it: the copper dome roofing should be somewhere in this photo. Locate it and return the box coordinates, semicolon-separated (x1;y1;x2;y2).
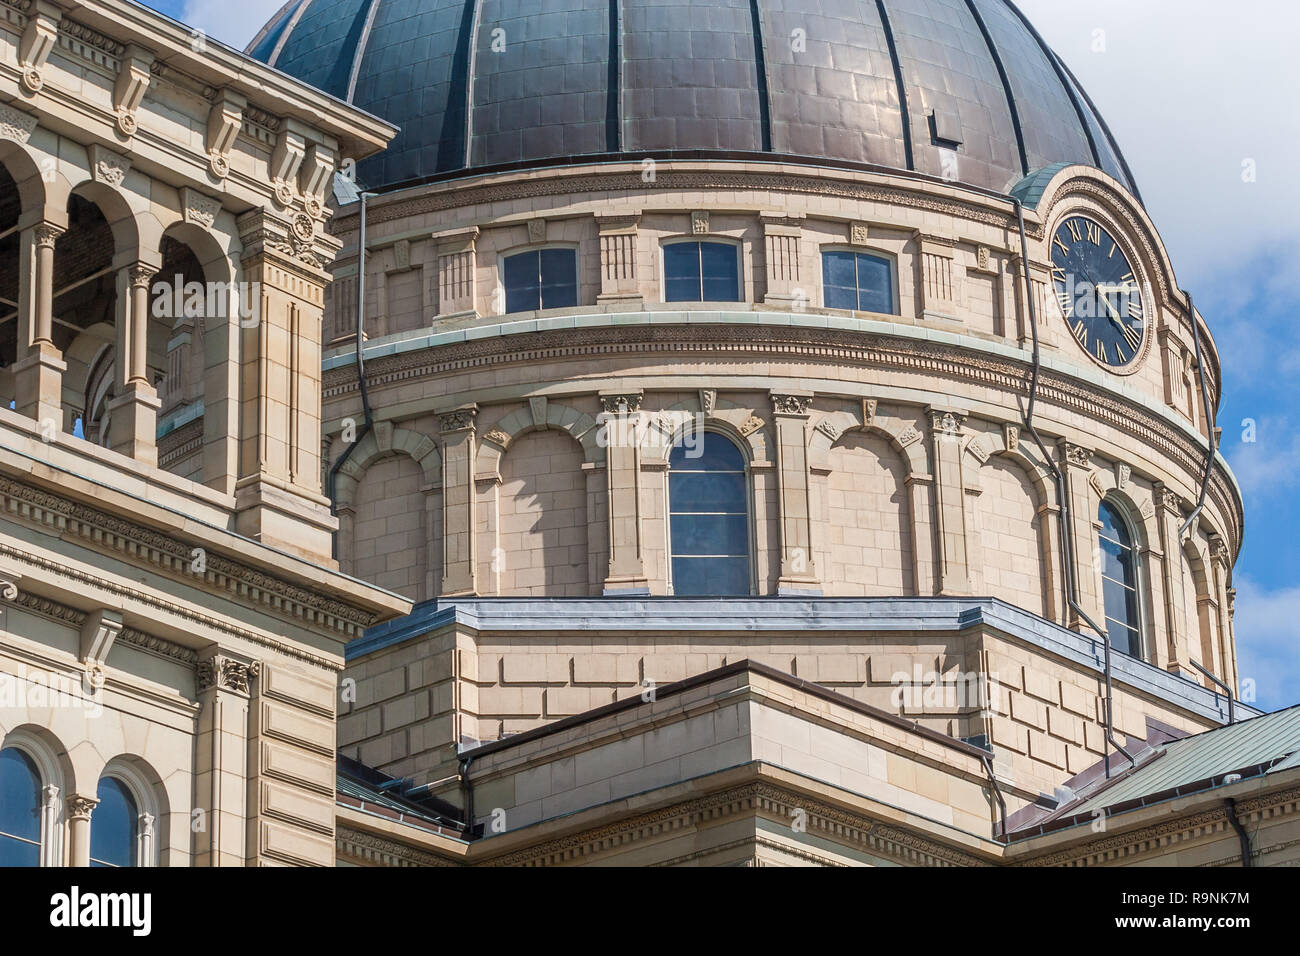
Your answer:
248;0;1139;199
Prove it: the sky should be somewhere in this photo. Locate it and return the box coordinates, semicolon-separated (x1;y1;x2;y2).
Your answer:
140;0;1300;710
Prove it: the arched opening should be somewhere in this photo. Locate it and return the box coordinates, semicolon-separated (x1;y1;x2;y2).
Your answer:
0;162;22;404
1099;497;1145;660
668;431;752;596
89;775;138;867
0;746;42;866
976;456;1046;615
349;453;428;601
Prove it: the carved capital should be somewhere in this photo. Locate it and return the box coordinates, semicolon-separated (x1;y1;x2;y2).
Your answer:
438;406;478;433
600;391;643;415
929;409;965;438
128;263;157;288
196;655;257;695
1061;441;1092;468
770;393;813;417
33;222;64;249
66;794;99;820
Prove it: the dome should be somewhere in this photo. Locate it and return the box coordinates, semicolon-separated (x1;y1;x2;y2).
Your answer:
248;0;1140;198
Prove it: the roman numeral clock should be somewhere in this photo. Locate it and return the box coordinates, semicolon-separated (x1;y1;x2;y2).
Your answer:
1050;215;1147;370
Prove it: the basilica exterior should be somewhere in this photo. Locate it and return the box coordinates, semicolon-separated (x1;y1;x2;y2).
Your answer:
1;0;1297;869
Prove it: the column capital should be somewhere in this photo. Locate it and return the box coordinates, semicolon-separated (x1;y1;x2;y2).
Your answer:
770;392;813;417
599;391;644;416
1059;440;1093;469
127;261;158;288
196;654;259;695
66;794;99;821
32;222;64;248
438;405;478;434
926;406;966;438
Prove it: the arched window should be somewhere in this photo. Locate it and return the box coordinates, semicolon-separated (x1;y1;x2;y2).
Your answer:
90;776;138;867
502;248;578;313
664;241;741;303
1099;499;1143;658
0;747;42;867
668;433;751;596
822;249;895;314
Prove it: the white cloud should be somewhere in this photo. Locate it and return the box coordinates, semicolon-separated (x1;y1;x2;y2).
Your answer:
1224;416;1300;502
182;0;286;51
1231;576;1300;711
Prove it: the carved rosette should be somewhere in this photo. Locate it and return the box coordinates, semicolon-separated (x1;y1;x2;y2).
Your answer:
116;109;137;136
21;67;43;95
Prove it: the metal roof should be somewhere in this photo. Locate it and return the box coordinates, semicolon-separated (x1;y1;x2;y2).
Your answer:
1068;704;1300;816
249;0;1139;198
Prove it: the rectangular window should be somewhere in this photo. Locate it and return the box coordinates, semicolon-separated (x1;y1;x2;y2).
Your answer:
503;248;578;313
822;250;895;314
664;241;740;303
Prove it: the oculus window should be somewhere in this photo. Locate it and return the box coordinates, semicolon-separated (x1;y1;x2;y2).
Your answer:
0;748;42;867
823;250;894;314
1099;499;1143;658
89;776;138;868
664;241;740;303
669;433;751;596
503;248;578;314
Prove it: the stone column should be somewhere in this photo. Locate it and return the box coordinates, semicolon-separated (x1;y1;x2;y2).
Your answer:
770;392;820;594
600;390;649;594
761;216;803;307
40;784;61;867
435;227;478;319
440;405;478;596
66;794;98;867
232;209;339;562
107;263;162;465
596;215;642;306
1153;482;1193;677
194;653;253;866
12;222;67;428
928;408;970;595
1059;441;1103;630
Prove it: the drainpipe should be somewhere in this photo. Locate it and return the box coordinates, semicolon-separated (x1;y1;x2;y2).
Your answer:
1224;797;1252;867
458;754;475;840
981;752;1009;843
327;191;376;559
1013;198;1134;778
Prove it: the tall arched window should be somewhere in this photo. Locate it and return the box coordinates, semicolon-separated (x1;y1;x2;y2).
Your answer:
90;776;138;867
1099;499;1143;658
0;747;42;867
668;433;751;596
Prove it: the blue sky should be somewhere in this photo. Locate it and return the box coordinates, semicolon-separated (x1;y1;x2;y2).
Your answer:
140;0;1300;711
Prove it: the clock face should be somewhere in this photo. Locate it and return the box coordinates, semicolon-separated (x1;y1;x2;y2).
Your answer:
1049;216;1146;369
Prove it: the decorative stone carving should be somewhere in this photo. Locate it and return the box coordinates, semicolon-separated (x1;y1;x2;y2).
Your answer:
1003;423;1020;453
1089;471;1106;499
33;223;63;249
88;144;131;186
1116;462;1131;489
196;656;257;694
897;425;921;447
816;418;841;441
483;428;510;447
527;218;547;243
270;127;306;208
1140;497;1156;520
699;389;717;415
600;392;643;415
18;4;59;94
65;795;99;820
930;410;964;437
738;416;765;437
205;89;245;180
771;394;812;416
112;45;153;137
1062;442;1092;468
291;212;315;244
976;245;991;271
438;407;477;432
128;263;157;288
849;221;870;246
690;210;710;235
0;103;37;144
0;578;16;600
181;187;220;229
967;435;990;463
862;398;877;426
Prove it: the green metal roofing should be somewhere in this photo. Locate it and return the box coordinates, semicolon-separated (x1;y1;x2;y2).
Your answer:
1069;704;1300;815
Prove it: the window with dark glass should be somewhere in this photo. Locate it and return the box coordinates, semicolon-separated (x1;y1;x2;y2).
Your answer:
822;250;894;314
664;241;740;303
89;776;137;868
0;747;42;867
668;433;750;596
1099;499;1143;658
503;248;578;313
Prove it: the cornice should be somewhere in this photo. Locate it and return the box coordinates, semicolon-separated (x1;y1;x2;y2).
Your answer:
322;322;1242;553
8;586;196;665
335;826;459;868
0;475;377;637
478;780;988;868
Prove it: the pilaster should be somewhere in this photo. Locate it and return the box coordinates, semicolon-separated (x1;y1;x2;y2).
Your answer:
600;390;649;594
770;392;820;595
927;407;970;594
440;405;479;596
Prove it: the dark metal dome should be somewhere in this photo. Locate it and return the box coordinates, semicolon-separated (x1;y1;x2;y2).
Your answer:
248;0;1139;198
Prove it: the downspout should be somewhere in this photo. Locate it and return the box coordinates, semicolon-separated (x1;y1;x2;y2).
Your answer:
459;754;475;840
327;191;376;560
1224;797;1252;867
1175;292;1229;713
981;752;1008;843
1013;198;1135;777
